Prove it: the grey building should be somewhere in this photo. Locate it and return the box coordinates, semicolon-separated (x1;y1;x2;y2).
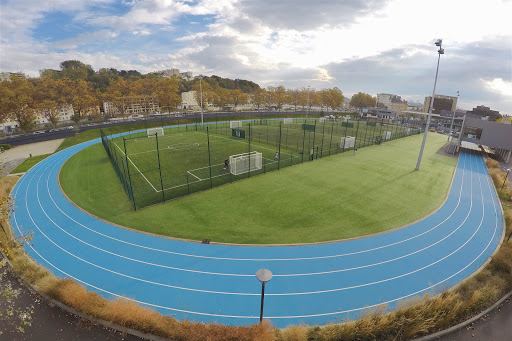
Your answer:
460;117;512;163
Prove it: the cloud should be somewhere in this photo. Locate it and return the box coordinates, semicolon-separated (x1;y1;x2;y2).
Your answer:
240;0;391;30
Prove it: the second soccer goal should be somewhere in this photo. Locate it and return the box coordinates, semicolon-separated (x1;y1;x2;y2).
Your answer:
230;120;242;129
147;127;164;137
229;151;262;175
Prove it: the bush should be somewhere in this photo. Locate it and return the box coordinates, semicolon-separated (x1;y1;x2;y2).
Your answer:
0;144;11;152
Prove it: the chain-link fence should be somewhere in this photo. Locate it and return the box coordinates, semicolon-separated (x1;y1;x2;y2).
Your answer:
100;117;423;209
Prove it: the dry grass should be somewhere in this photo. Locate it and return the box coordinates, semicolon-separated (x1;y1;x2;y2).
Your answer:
1;153;512;341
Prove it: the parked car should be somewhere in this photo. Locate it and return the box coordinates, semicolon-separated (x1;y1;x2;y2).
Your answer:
33;130;45;134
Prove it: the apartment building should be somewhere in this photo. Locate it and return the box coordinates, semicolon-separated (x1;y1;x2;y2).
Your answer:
423;95;458;114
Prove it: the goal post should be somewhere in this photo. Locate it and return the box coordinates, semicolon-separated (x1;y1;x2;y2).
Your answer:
283;118;293;124
147;127;164;137
230;120;242;129
229;151;262;175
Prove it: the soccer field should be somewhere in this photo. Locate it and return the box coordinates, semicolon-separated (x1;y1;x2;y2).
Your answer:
101;118;422;208
61;131;456;244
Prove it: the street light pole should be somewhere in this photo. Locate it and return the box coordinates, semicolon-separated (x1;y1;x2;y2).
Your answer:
255;269;272;323
199;76;204;125
416;39;444;171
448;91;459;141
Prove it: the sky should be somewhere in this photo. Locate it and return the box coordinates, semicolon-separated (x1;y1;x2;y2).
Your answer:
1;0;511;113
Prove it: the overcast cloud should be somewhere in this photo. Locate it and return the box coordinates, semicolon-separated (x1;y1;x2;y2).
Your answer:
0;0;510;113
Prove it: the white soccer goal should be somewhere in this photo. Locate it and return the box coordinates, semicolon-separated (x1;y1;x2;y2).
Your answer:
319;117;327;123
283;118;293;124
230;120;242;129
340;136;355;149
383;131;391;140
147;127;164;137
229;151;262;175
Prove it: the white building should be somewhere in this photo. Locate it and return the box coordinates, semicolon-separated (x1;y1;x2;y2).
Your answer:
181;91;199;109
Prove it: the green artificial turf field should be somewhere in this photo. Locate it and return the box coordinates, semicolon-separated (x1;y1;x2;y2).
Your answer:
60;130;456;244
101;118;419;208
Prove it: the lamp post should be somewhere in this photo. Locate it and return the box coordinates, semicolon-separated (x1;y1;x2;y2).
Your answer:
448;91;459;141
416;39;444;171
199;75;204;125
502;168;511;189
255;269;272;323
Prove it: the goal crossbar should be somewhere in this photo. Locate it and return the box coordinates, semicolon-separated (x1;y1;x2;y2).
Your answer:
230;120;242;129
229;151;262;175
147;127;164;137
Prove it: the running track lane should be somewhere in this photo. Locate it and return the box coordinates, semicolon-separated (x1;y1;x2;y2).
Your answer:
10;139;503;328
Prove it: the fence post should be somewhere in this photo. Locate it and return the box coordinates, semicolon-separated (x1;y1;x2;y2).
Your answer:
354;119;361;151
155;133;166;202
320;120;326;158
302;119;306;163
206;127;213;188
123;137;137;210
278;123;282;170
329;121;334;156
248;123;252;178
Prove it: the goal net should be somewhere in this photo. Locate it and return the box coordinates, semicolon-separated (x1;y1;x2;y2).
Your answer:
319;117;327;123
230;120;242;129
283;118;293;124
147;127;164;137
229;151;262;175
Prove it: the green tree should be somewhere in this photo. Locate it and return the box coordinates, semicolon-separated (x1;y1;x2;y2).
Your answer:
267;85;288;111
0;77;36;131
212;87;230;108
323;88;344;112
60;60;94;81
252;88;267;110
154;78;181;113
349;92;376;110
191;79;215;109
230;89;249;109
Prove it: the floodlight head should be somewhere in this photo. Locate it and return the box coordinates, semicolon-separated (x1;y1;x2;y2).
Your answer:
438;48;445;54
435;39;442;46
256;269;273;284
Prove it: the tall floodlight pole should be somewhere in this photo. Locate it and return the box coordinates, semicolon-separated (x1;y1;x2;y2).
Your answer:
448;91;459;141
255;269;273;323
200;76;204;125
416;39;444;171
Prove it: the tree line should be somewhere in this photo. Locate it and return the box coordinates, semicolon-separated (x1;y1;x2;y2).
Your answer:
0;60;365;132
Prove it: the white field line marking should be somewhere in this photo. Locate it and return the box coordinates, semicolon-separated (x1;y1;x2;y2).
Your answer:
194;131;283;154
14;150;498;319
112;141;159;192
186;170;202;181
35;148;469;264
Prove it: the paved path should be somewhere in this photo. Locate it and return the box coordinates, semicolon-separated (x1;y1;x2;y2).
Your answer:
0;139;64;175
10;134;504;328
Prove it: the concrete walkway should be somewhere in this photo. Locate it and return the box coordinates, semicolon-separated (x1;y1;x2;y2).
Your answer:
0;139;64;175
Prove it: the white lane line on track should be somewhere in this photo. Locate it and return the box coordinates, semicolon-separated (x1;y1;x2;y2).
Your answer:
20;148;493;297
36;150;468;263
12;151;500;319
40;149;472;278
18;165;258;295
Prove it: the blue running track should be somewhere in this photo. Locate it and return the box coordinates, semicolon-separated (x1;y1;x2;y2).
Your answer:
11;139;504;328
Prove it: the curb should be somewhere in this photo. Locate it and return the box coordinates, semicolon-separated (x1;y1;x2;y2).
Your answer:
0;251;175;341
411;291;512;341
